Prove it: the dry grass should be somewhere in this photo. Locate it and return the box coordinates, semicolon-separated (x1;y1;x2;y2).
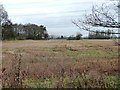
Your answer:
2;40;119;88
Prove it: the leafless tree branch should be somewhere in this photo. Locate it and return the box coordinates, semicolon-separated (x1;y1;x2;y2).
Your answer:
73;2;120;34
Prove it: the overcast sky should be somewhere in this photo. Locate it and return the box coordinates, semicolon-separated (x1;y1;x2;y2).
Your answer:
0;0;115;36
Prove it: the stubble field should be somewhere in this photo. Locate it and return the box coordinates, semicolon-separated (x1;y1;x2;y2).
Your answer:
2;40;120;88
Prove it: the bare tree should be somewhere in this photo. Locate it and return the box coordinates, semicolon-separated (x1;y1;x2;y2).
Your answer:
72;1;120;35
0;4;8;25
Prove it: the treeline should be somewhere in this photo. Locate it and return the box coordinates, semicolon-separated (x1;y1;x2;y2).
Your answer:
88;30;117;39
0;5;48;40
2;20;49;40
49;33;83;40
2;20;118;40
67;33;82;40
48;29;118;40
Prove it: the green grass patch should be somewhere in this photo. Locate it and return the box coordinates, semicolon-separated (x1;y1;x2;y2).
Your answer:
22;74;120;88
65;49;117;59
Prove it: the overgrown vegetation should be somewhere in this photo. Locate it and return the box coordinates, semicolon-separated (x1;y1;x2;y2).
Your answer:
2;40;119;88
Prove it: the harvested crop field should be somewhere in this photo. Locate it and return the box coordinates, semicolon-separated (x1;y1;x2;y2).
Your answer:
2;40;120;88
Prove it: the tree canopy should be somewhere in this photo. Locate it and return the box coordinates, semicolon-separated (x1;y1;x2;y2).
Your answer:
0;5;49;40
